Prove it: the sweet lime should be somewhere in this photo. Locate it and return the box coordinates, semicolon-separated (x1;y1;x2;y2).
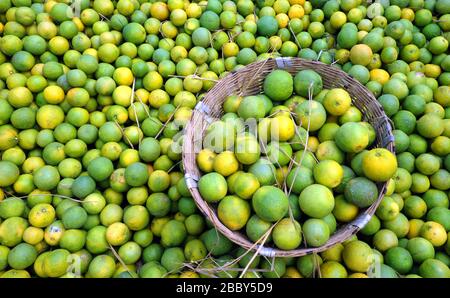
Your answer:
217;195;251;231
406;237;435;263
342;240;373;273
295;100;327;131
362;148;398;182
7;243;37;270
299;184;335;218
344;177;378;208
257;15;279;37
87;157;114;182
252;186;289;222
419;259;450;278
313;160;344;188
198;172;227;203
272;218;302;250
385;247;413;275
160;220;187;247
124;162;149;187
335;122;369;153
303;218;330;247
233;173;260;200
323;88;352;116
263;69;293;101
0;161;19;187
294;69;323;97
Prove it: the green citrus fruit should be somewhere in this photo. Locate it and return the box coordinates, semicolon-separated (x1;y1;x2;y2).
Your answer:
252;186;289;222
299;184;335;218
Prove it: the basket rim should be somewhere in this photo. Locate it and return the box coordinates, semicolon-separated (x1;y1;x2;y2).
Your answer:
182;57;396;258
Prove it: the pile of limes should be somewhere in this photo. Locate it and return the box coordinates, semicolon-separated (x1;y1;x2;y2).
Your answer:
0;0;448;278
197;68;398;251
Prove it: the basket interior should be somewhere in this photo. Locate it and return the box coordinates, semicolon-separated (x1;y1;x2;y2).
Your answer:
182;58;395;257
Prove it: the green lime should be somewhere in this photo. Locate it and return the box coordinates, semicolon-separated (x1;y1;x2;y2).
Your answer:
124;162;149;187
62;206;88;229
7;243;36;270
59;229;86;252
160;220;186;247
71;175;96;199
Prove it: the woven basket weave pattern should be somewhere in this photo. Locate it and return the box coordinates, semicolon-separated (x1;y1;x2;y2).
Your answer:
182;57;395;257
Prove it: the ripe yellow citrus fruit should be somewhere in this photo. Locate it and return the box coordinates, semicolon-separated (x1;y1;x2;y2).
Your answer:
106;222;131;246
350;44;373;66
313;160;344;188
113;67;134;86
401;8;415;21
213;151;239;177
408;219;424;239
420;221;448;247
322;88;352;116
23;227;45;245
36;105;65;129
43;86;65;104
196;149;216;173
150;2;169;21
288;5;305;19
271;115;295;141
332;195;359;222
28;203;56;228
369;69;390;85
330;11;347;29
362;148;398;182
276;13;290;28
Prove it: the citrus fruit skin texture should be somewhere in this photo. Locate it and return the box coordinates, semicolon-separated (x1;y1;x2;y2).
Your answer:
342;240;374;273
0;161;20;187
362;148;398;182
320;261;348;278
295;100;327;132
233;173;260;200
252;186;289;222
335;122;369;153
299;184;335;218
323;88;352;116
217;196;251;231
419;259;450;278
272;218;302;250
313;160;344;188
344;177;379;208
257;16;279;37
198;172;228;203
350;44;373;66
246;215;273;243
294;69;323;97
237;96;266;120
385;247;413;275
302;218;330;247
263;69;293;101
234;133;261;164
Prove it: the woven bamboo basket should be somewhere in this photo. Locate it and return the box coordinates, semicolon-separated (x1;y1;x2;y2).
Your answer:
182;57;395;258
